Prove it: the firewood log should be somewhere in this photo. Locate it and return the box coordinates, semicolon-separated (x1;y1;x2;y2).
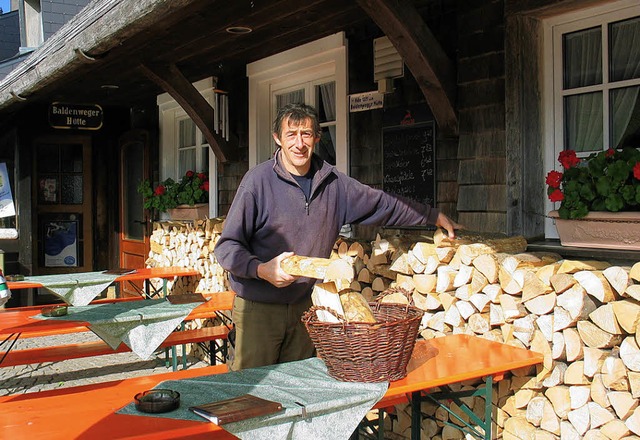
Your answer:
281;255;353;281
530;330;552;372
588;401;615;430
410;241;437;263
563;328;584;362
567;404;590;436
503;416;537;440
630;262;640;282
600;419;631;440
413;273;436;294
569;385;591;410
550;272;577;294
558;260;611;274
611;299;640;334
577;320;624;348
608;391;638;419
620;337;640;372
524;292;556;316
589;304;624;335
625;284;640;301
626;406;640;436
522;271;554;302
545;385;571;418
564;360;589;385
574;270;618;303
472;253;500;283
537;315;554;342
557;284;597;322
603;266;631;296
583;346;606;378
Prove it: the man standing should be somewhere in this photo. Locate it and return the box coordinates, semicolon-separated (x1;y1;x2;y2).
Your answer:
214;103;458;370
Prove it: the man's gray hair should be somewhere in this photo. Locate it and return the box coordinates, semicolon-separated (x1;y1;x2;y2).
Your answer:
272;103;322;138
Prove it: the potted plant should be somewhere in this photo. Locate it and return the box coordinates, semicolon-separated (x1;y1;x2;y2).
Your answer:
138;170;209;220
546;147;640;249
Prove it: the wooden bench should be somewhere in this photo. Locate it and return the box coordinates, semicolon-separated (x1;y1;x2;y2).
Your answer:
0;325;230;371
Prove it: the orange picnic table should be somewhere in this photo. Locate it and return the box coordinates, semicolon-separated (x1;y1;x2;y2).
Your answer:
7;266;201;301
0;334;542;440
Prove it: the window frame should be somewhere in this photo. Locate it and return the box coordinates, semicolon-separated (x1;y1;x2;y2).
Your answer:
157;77;218;218
542;0;640;237
247;32;349;173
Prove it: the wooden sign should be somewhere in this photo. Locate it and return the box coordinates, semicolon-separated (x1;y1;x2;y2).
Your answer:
48;102;103;130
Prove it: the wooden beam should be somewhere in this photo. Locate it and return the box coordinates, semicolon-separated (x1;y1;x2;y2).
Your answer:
356;0;458;137
139;63;236;163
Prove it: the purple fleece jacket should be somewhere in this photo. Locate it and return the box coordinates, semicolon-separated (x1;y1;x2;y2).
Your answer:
213;150;440;304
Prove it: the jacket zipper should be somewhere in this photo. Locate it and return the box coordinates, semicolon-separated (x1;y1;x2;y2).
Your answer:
305;201;309;215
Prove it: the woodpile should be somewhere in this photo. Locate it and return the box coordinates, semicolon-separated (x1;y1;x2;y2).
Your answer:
147;220;640;439
326;230;640;439
145;218;229;294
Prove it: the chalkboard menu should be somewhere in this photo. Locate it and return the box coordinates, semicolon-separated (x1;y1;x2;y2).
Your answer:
382;121;435;206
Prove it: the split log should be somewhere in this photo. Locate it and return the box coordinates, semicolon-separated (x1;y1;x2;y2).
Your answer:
600;419;631;440
522;271;553;302
620;337;640;372
413;273;436;294
545;385;571;418
567;404;590;436
524;292;556;316
569;385;591;410
625;284;640;301
630;262;640;282
589;304;624;335
281;255;353;282
603;266;631;296
611;299;640;334
556;284;597;322
574;270;618;303
558;260;611;274
577;320;624;348
588;401;615;430
583;347;606;378
564;328;584;362
601;356;629;391
608;391;638;419
549;272;577;294
410;241;437;263
564;361;589;385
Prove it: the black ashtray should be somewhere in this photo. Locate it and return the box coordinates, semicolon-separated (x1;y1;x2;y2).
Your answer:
134;389;180;413
42;305;68;317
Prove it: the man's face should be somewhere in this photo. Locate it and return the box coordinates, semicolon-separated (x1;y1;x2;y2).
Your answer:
273;117;319;176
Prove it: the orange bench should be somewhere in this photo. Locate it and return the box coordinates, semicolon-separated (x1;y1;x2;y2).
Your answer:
1;325;230;370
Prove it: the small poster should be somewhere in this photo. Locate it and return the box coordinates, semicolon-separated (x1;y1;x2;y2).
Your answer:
44;221;78;267
0;163;15;218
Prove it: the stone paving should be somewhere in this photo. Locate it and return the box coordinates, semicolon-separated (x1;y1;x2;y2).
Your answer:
0;331;209;396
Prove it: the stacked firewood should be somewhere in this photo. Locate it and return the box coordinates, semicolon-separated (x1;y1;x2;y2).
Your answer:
145;218;229;294
328;231;640;439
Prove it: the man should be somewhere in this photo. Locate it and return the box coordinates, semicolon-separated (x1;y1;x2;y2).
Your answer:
214;103;458;371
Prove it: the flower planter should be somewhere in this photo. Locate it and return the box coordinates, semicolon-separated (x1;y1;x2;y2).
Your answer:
549;210;640;251
167;203;209;221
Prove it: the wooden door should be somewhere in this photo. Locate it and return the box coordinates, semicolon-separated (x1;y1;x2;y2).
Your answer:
33;136;93;275
119;130;150;295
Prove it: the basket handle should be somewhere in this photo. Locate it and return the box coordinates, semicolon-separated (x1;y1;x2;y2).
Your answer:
302;305;346;324
373;287;414;313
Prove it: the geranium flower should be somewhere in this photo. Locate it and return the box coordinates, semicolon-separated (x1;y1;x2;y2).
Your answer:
138;170;209;213
186;170;195;178
201;181;210;192
154;185;166;196
558;150;580;169
545;170;563;188
634;162;640;180
548;189;564;202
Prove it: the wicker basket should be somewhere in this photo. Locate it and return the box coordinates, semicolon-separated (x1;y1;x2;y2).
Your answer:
302;292;424;383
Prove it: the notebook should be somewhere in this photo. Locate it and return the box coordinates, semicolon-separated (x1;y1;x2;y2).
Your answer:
188;394;283;425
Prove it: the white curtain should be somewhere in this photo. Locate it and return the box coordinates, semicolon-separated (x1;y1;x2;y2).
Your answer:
564;28;603;152
610;17;640;147
318;82;336;163
276;89;305;109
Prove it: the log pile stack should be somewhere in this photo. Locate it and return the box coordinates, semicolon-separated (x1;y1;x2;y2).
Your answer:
326;230;640;439
145;218;229;294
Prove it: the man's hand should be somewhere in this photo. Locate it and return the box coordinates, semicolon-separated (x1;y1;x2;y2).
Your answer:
435;212;462;239
257;252;298;288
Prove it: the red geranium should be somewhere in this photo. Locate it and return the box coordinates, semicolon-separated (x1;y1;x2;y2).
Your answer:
545;170;563;188
200;181;209;192
154;185;166;196
548;189;564;202
634;162;640;180
186;170;195;178
558;150;580;169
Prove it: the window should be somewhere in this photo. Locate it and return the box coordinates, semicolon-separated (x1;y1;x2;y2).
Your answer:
157;77;220;218
247;32;348;173
544;1;640;236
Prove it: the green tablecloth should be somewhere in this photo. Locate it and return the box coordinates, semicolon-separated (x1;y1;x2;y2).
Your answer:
34;299;201;359
118;357;389;439
22;272;120;306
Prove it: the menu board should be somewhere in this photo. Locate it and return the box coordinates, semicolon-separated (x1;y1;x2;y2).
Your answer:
382;121;436;206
